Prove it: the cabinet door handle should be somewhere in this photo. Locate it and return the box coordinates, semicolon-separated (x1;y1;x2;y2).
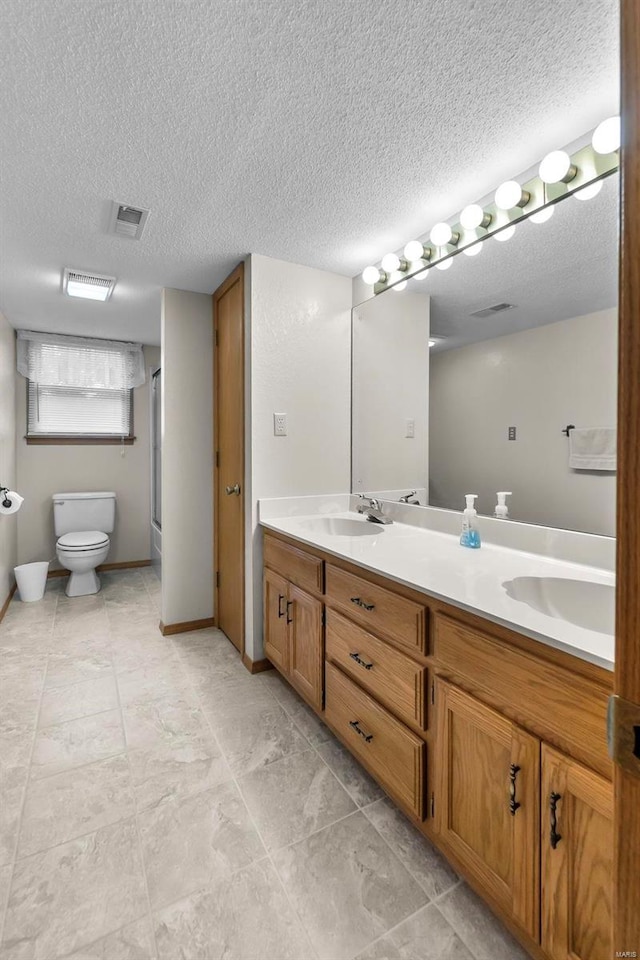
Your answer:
286;600;293;625
349;720;373;743
509;763;521;816
277;594;285;618
549;791;562;848
349;651;373;670
350;597;375;612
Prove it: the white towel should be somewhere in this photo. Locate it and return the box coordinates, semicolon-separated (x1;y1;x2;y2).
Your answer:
569;428;617;471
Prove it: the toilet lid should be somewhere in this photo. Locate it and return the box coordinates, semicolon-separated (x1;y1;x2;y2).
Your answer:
57;530;109;549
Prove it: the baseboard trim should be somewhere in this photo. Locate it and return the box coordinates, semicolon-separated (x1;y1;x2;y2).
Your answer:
242;653;273;675
0;583;17;624
47;559;152;579
159;617;216;636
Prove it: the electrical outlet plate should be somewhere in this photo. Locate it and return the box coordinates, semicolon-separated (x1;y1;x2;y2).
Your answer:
274;413;287;437
405;418;415;438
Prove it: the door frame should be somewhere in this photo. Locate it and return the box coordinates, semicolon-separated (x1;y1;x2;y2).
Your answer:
213;261;246;655
614;0;640;953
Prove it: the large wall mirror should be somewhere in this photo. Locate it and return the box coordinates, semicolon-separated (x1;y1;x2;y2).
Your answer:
352;171;618;537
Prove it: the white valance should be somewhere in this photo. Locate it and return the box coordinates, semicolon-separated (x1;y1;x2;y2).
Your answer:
16;330;146;389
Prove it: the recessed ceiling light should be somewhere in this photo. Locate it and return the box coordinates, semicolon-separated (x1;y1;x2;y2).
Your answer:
63;268;116;301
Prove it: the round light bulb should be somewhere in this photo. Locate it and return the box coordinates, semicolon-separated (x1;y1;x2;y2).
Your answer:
392;280;407;292
529;206;555;224
404;240;426;262
573;181;603;201
462;242;483;257
381;253;401;273
435;258;453;270
495;180;525;210
493;225;516;242
460;204;488;230
539;150;575;184
362;266;381;285
592;116;620;155
429;222;453;246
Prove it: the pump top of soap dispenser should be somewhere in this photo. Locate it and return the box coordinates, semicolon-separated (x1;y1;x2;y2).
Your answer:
495;491;512;520
460;495;481;548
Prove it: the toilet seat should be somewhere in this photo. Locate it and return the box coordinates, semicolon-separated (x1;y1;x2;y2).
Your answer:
57;530;110;551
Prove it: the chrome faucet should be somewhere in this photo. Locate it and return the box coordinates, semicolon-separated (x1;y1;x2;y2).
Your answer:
398;490;420;505
356;495;393;524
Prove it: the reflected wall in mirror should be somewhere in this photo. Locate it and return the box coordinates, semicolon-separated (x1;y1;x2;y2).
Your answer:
351;172;618;536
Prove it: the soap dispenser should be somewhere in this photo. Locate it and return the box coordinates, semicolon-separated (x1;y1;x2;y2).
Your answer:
460;494;481;548
494;491;512;520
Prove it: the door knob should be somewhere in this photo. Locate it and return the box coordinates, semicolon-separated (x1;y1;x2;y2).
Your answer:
225;483;241;496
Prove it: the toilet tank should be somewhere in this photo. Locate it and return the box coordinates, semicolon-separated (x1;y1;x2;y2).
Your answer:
52;492;116;536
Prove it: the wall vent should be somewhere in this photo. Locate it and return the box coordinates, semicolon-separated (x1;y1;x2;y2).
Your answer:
470;302;516;319
109;201;149;240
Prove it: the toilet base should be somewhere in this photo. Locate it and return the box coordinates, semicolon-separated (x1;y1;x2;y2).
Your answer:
65;569;101;597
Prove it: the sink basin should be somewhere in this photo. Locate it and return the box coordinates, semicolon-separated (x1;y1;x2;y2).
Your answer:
298;517;383;538
502;576;614;635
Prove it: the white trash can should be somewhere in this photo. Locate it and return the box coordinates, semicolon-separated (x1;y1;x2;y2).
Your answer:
14;561;49;602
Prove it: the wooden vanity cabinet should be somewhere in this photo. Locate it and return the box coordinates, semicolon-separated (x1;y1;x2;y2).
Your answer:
435;679;540;939
540;745;613;960
263;565;323;710
262;529;614;960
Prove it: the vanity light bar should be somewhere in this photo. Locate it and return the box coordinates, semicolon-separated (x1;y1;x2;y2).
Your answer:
361;117;620;294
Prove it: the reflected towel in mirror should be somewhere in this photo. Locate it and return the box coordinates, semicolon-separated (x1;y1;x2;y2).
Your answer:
568;427;616;471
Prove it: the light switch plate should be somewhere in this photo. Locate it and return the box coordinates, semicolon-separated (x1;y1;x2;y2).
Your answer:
274;413;287;437
405;418;415;438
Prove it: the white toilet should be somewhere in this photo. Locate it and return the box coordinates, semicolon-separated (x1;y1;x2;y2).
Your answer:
52;492;116;597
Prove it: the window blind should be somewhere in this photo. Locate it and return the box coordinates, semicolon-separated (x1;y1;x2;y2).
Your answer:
27;382;133;437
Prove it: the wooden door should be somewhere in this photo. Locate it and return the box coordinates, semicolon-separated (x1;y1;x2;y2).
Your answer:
263;569;289;674
288;584;323;709
541;745;613;960
435;679;539;939
615;1;640;954
213;263;245;653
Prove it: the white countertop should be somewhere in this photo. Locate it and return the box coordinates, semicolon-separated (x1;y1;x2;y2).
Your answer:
260;511;615;671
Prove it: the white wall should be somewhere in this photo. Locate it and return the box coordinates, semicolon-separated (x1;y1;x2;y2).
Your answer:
15;345;159;566
0;313;17;603
429;308;617;536
352;290;430;500
161;289;214;626
246;255;352;660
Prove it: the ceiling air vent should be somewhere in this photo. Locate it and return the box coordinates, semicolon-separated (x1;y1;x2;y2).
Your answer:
109;201;149;240
470;302;516;319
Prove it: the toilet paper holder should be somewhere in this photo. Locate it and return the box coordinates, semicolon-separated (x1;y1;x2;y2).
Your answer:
0;487;14;509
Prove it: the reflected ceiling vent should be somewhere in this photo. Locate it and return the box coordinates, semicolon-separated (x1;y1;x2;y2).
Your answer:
109;202;149;240
470;302;516;319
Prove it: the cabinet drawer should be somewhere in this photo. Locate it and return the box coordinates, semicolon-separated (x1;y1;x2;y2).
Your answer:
325;564;426;654
326;609;427;730
263;534;323;595
325;662;425;818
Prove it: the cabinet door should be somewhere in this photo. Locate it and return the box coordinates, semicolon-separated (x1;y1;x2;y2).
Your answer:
263;569;289;674
288;584;323;710
435;679;539;939
541;744;612;960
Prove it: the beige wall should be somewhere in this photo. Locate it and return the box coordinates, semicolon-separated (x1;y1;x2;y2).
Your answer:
0;313;17;603
161;289;214;626
16;345;160;566
429;308;617;536
246;255;352;660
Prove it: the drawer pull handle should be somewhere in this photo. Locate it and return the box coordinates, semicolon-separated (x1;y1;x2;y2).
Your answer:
549;791;562;849
286;600;293;625
350;597;375;612
277;594;285;618
509;763;521;816
349;652;373;670
349;720;373;743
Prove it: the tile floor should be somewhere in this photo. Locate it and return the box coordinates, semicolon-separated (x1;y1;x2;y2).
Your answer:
0;569;530;960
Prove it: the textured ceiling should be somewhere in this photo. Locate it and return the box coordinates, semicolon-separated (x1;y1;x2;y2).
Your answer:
0;0;619;345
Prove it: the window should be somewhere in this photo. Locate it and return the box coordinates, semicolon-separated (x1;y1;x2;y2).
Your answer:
17;330;145;444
